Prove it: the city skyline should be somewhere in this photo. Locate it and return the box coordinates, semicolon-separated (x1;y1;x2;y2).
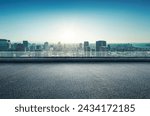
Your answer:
0;38;150;44
0;38;150;51
0;0;150;43
0;38;150;58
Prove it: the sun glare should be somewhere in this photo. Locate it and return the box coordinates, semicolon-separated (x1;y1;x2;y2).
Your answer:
57;23;83;43
62;27;75;40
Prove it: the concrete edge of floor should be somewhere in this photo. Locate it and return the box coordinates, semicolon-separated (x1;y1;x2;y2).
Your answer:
0;57;150;63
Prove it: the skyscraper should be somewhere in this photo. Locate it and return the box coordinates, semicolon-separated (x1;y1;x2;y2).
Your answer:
16;43;25;51
96;40;107;51
23;41;29;51
84;41;90;56
44;42;49;51
84;41;89;51
0;39;11;51
96;40;107;57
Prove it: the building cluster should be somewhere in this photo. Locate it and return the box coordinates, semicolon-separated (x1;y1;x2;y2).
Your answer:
0;39;150;53
0;39;50;51
0;39;11;51
0;39;29;51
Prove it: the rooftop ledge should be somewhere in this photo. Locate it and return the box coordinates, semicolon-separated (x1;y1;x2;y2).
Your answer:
0;57;150;63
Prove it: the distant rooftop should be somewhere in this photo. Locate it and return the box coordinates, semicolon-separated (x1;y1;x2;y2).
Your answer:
0;39;9;41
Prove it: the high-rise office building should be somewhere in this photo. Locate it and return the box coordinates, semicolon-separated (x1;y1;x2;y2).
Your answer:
30;43;36;51
0;39;11;51
36;45;43;51
23;41;29;51
84;41;91;56
79;43;83;50
96;40;107;51
96;40;107;57
16;43;25;51
84;41;89;51
44;42;49;51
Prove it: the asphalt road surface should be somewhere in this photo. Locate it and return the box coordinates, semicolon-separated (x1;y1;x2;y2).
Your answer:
0;62;150;99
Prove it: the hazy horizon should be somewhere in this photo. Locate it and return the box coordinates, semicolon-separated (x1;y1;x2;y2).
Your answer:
0;0;150;43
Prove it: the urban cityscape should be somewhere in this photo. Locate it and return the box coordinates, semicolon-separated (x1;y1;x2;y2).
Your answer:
0;0;150;101
0;38;150;57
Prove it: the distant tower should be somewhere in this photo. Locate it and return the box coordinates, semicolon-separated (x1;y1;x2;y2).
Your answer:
44;42;49;51
0;39;11;51
57;42;62;51
96;40;107;57
79;43;83;50
23;41;29;51
84;41;90;56
16;43;25;51
84;41;89;51
30;43;36;51
96;40;106;51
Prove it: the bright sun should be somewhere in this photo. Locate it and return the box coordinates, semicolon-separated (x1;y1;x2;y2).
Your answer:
58;23;82;43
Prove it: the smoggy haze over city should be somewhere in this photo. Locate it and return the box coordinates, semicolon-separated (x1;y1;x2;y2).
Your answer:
0;0;150;43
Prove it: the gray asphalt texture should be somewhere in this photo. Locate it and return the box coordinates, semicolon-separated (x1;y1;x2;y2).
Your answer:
0;62;150;99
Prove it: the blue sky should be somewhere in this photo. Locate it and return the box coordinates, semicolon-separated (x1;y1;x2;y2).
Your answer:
0;0;150;43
